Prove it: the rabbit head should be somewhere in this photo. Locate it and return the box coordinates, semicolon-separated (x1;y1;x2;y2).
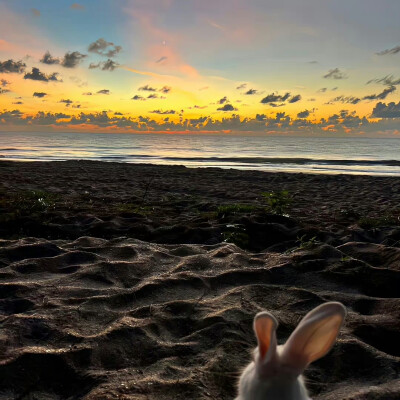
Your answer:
236;302;346;400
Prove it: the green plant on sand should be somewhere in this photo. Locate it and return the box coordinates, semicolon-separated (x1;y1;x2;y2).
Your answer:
262;190;292;215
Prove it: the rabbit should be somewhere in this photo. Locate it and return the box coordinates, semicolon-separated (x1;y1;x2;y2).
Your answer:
235;302;346;400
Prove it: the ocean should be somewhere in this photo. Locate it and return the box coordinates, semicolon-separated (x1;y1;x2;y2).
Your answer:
1;131;400;176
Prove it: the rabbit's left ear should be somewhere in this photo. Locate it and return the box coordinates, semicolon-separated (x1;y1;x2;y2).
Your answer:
254;311;278;362
281;302;346;372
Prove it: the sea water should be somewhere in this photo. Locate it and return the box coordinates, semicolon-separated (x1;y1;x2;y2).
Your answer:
1;131;400;176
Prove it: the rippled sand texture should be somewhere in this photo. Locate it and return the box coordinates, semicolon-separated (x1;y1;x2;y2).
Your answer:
1;161;400;399
1;237;399;400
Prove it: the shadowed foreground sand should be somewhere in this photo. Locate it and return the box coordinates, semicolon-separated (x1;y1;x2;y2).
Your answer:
0;161;399;399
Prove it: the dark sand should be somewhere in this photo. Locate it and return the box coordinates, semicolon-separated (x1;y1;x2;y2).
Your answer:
0;161;399;399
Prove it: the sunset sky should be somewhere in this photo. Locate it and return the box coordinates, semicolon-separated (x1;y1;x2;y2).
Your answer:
1;0;400;135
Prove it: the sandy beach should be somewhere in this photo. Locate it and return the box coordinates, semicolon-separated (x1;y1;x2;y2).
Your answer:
0;160;399;399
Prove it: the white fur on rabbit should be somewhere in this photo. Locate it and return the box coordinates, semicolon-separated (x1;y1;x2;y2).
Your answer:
236;302;346;400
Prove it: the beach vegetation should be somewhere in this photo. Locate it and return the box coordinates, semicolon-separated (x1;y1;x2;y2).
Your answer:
217;204;257;218
358;215;400;229
0;190;59;221
262;190;292;215
296;234;319;250
222;224;249;248
116;202;153;216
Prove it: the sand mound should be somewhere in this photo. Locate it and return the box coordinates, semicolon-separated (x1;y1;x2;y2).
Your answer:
1;237;399;399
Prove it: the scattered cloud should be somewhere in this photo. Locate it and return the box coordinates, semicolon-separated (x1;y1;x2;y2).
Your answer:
367;75;400;86
0;88;10;94
139;85;157;92
40;51;60;65
218;96;228;104
1;79;10;87
376;45;400;56
0;59;26;73
245;89;258;95
323;68;347;80
217;103;237;112
147;93;158;99
70;76;87;87
363;86;396;101
88;38;122;58
156;56;168;63
261;92;290;104
329;95;361;105
288;94;301;103
24;67;61;82
159;86;171;94
61;51;87;68
297;110;310;118
89;59;119;71
372;101;400;118
132;95;145;100
150;109;176;114
60;99;73;106
236;83;247;90
33;92;47;98
97;89;110;95
82;92;93;96
318;88;327;92
71;3;85;10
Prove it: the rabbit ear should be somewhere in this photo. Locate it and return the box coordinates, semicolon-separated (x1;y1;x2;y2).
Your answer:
254;311;278;362
281;302;346;372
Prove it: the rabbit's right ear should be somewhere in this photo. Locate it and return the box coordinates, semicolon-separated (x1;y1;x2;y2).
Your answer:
254;311;278;363
281;302;346;373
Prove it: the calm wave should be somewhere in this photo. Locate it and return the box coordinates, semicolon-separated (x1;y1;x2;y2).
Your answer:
1;131;400;176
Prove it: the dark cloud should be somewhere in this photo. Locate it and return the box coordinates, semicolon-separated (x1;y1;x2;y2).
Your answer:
318;88;327;93
372;101;400;118
150;110;176;114
236;83;247;90
13;101;23;105
97;89;110;95
71;3;85;10
114;112;123;115
218;96;228;104
82;92;93;96
260;92;290;104
1;79;10;87
139;85;157;92
40;51;60;65
147;94;158;99
33;92;47;98
60;99;73;106
24;67;61;82
156;56;168;63
132;95;145;100
323;68;347;80
159;86;171;94
61;51;87;68
376;45;400;56
329;95;361;105
297;110;310;118
217;103;237;112
31;8;40;17
288;94;301;103
89;59;119;71
0;88;10;94
363;86;396;101
88;38;122;58
367;75;400;86
332;87;338;91
245;89;258;95
0;59;26;73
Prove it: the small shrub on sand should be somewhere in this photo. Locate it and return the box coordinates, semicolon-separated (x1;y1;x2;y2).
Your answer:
222;224;249;248
116;203;153;216
262;190;292;215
